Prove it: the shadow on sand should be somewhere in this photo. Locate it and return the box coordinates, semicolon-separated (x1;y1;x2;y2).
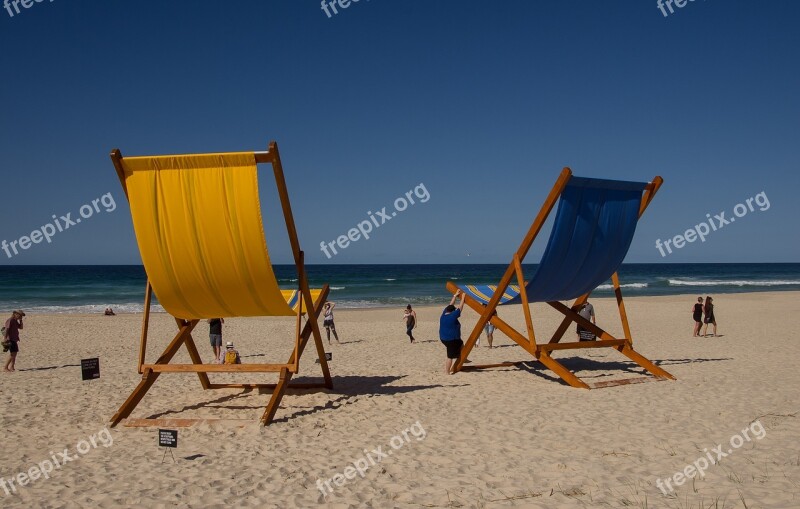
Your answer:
18;363;82;372
145;374;461;423
463;356;733;386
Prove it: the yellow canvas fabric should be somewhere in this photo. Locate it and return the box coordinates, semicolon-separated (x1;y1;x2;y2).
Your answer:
121;152;308;319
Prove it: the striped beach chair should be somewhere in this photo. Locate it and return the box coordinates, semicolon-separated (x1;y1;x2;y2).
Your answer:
448;168;676;388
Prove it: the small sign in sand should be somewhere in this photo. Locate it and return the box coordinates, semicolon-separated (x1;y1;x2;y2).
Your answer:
158;429;178;448
80;357;100;380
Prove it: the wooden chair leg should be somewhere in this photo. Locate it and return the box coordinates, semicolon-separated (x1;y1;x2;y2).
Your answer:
548;293;591;344
311;326;333;389
110;319;198;427
307;293;332;388
547;301;617;341
257;287;333;426
286;285;332;388
617;345;676;380
183;333;211;390
261;367;292;425
536;352;590;389
110;369;159;427
611;272;633;342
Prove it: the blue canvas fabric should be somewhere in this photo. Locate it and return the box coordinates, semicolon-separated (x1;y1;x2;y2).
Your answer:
458;176;647;304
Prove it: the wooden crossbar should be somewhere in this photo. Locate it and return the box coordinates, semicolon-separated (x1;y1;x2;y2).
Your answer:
208;382;328;389
538;339;626;351
141;364;293;373
461;361;524;370
123;418;252;428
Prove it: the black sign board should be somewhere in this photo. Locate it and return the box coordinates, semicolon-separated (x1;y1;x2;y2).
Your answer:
80;358;100;380
159;429;178;448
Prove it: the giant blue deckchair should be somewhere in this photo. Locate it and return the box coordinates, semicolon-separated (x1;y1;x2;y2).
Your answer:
447;168;675;388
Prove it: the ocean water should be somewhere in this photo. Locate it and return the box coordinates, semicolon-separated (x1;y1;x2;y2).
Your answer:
0;264;798;314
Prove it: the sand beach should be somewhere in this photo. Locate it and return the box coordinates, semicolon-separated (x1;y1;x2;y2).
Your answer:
1;291;798;508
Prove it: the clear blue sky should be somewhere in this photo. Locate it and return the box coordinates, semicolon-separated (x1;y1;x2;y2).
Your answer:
0;0;797;265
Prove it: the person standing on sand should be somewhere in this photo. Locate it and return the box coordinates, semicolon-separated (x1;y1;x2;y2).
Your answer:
208;318;224;363
576;301;596;341
439;291;466;374
323;302;340;344
3;310;25;372
483;309;498;348
702;296;717;337
403;305;417;343
692;297;704;337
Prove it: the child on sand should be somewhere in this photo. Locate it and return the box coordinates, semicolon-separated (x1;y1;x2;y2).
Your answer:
222;341;241;364
439;291;466;374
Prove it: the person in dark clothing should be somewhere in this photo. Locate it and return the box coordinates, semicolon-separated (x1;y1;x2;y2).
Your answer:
702;296;717;337
208;318;224;363
403;305;417;343
439;291;466;374
4;310;24;372
692;297;704;337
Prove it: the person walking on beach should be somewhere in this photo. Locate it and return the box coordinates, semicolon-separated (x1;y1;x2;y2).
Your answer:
208;318;224;363
403;305;417;343
692;297;704;337
702;296;717;337
3;310;24;372
323;302;340;344
576;301;596;341
439;291;466;374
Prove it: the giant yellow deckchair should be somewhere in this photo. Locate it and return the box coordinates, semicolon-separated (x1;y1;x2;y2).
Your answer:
108;141;332;427
448;168;675;388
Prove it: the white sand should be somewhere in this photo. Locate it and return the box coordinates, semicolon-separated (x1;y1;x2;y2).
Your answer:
1;291;798;508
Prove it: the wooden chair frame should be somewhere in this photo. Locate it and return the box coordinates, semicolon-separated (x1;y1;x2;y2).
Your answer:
449;168;675;388
108;141;333;427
